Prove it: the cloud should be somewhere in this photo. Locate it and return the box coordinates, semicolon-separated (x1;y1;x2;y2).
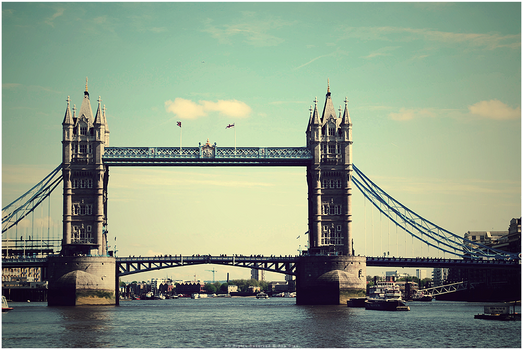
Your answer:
3;83;22;89
339;26;520;50
468;100;520;120
44;8;64;27
201;15;294;47
165;98;251;119
389;108;435;121
362;46;401;59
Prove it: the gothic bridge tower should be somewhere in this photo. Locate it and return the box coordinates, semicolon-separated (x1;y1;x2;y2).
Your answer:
61;78;110;256
48;79;116;306
306;81;353;256
297;82;365;305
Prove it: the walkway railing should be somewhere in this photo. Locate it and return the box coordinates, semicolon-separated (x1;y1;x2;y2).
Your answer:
102;146;312;166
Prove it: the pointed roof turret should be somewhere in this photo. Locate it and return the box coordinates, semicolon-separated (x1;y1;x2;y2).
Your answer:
341;97;351;126
62;96;73;125
311;96;321;125
94;96;104;125
321;79;337;122
103;105;109;133
78;77;94;124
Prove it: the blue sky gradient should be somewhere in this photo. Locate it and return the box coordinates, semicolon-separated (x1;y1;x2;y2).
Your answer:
2;2;520;281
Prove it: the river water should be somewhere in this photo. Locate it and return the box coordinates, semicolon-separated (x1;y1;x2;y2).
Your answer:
2;298;520;348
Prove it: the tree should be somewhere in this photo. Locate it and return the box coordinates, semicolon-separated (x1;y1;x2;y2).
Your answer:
204;283;217;293
219;283;229;293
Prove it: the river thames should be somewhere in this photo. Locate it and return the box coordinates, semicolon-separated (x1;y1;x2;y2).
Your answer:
2;298;520;348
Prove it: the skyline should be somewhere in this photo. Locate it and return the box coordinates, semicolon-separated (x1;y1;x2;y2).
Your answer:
2;2;520;282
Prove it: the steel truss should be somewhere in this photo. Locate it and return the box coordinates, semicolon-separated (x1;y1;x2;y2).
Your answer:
2;164;63;234
116;255;298;276
418;281;478;297
352;164;519;261
103;146;312;166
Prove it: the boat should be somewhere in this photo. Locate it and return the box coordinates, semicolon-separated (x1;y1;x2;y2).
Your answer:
412;291;434;302
2;296;13;312
347;297;367;307
191;293;199;299
256;292;269;299
365;280;410;311
474;303;521;321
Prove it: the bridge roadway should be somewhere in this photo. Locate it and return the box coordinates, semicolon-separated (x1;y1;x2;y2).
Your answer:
2;255;519;277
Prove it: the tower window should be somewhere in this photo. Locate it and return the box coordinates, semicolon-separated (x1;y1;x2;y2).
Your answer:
80;144;87;153
328;144;336;154
80;126;87;135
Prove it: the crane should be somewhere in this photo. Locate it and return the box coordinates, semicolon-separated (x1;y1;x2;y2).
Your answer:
206;268;218;283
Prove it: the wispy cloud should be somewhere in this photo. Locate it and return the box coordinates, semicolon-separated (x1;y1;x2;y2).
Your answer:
165;98;251;119
374;175;520;197
201;14;294;47
339;26;520;50
294;49;345;70
468;100;520;120
362;46;401;59
110;169;273;194
389;108;435;121
44;8;64;27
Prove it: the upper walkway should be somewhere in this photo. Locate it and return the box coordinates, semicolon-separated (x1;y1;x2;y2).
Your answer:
102;146;312;166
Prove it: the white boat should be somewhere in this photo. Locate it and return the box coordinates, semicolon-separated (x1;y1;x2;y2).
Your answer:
365;281;410;311
2;296;13;312
256;292;269;299
191;293;199;299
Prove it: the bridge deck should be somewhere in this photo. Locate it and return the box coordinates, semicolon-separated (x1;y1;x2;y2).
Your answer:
102;147;312;166
2;256;518;277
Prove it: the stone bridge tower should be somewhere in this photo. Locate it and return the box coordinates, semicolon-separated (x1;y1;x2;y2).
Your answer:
49;79;116;306
297;82;365;305
306;81;353;256
61;78;110;256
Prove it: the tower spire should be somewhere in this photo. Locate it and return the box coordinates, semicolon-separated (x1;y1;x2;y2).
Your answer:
62;96;73;125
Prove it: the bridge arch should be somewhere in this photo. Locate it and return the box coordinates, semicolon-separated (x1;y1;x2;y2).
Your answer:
116;255;297;277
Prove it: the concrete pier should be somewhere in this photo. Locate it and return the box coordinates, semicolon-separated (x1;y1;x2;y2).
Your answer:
47;256;116;306
296;255;366;305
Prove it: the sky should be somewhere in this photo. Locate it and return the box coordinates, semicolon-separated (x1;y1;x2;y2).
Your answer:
2;2;521;283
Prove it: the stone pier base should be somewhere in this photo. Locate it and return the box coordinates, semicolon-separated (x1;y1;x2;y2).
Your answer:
47;256;117;306
296;255;366;305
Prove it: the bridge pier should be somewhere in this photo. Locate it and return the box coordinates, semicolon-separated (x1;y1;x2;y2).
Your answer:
47;256;117;306
296;255;366;305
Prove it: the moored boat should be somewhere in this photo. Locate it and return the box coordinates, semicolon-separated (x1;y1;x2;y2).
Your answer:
474;303;521;321
412;291;434;302
347;297;367;307
365;280;410;311
256;292;269;299
2;296;13;311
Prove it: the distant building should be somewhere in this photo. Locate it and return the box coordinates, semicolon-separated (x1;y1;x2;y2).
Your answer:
251;269;265;281
416;269;427;280
227;285;238;293
436;218;521;301
176;282;204;295
432;268;449;286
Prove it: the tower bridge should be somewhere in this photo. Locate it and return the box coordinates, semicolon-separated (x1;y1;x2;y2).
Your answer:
2;80;519;306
